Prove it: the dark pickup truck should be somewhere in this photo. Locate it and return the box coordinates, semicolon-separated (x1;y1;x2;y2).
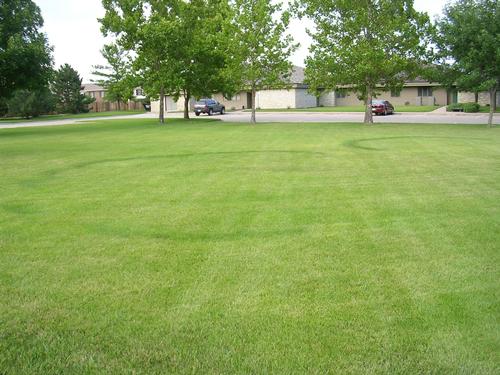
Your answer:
194;99;225;116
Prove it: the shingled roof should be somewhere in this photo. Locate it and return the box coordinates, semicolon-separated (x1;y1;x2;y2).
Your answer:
82;83;105;92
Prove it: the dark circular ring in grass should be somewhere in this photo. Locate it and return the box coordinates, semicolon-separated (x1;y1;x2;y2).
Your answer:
32;150;327;183
344;136;490;151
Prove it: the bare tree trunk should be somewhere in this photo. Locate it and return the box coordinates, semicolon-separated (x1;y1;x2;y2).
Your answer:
474;92;479;103
488;88;496;128
159;85;165;124
364;87;373;124
117;100;121;111
251;86;257;124
184;91;190;120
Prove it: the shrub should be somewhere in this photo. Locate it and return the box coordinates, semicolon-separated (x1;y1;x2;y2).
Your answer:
404;101;410;106
7;89;55;118
463;102;480;113
447;103;480;113
447;103;463;112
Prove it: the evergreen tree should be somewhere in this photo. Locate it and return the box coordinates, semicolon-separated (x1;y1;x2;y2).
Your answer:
52;64;94;114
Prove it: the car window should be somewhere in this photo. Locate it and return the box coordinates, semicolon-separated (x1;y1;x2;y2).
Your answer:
196;100;207;105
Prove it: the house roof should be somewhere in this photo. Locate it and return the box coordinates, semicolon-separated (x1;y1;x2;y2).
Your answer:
82;83;105;92
291;67;442;88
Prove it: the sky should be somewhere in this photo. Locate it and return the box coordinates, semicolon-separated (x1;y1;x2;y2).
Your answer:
34;0;449;82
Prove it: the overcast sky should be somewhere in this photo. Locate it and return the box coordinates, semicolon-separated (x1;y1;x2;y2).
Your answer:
34;0;449;82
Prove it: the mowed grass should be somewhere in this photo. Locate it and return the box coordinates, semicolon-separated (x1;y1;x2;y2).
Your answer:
0;110;145;123
0;119;499;374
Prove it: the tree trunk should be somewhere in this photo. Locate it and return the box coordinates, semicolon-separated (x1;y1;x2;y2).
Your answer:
184;92;190;120
159;85;165;124
364;87;373;124
251;86;257;124
488;88;496;128
474;92;479;103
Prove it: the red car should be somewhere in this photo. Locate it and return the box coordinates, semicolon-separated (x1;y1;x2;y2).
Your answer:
372;100;395;115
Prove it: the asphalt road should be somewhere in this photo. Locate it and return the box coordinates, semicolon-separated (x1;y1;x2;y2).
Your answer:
215;111;500;125
1;111;498;129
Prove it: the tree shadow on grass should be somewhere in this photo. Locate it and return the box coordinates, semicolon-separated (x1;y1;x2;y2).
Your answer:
343;136;490;151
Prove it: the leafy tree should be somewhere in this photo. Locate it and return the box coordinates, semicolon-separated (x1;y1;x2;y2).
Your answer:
434;0;499;127
101;0;183;124
92;44;137;111
296;0;431;124
6;88;55;118
101;0;234;122
229;0;297;124
170;0;233;120
0;0;53;100
52;64;94;114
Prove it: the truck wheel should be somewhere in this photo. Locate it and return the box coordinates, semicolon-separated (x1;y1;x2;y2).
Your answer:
208;109;213;116
221;108;225;115
195;112;200;117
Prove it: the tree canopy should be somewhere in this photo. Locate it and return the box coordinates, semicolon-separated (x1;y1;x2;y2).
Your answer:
101;0;232;122
229;0;297;123
434;0;499;127
296;0;431;123
0;0;53;101
92;44;137;111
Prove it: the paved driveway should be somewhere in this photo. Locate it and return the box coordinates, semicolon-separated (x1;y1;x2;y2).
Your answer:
1;111;498;129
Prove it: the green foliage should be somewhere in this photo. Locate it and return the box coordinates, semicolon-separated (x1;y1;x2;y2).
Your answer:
0;0;53;100
296;0;432;123
434;0;499;126
1;120;499;373
92;44;137;110
6;88;55;118
52;64;94;114
446;102;480;113
229;0;298;123
101;0;238;121
101;0;185;123
169;0;234;119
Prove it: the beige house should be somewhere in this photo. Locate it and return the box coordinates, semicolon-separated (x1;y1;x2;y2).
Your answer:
151;66;317;113
324;79;451;107
151;66;497;113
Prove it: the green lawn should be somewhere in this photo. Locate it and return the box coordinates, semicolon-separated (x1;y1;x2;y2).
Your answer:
0;110;145;123
0;119;499;374
248;105;441;112
479;106;500;113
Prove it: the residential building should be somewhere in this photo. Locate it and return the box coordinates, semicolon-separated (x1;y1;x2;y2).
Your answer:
151;66;496;113
81;84;146;112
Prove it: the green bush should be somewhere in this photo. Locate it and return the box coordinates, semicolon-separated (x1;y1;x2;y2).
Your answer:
446;103;480;113
462;102;480;113
447;103;463;112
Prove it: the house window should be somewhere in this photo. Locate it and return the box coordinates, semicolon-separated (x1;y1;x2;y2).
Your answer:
418;87;433;97
99;91;104;98
391;89;401;97
135;89;144;96
335;90;347;99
